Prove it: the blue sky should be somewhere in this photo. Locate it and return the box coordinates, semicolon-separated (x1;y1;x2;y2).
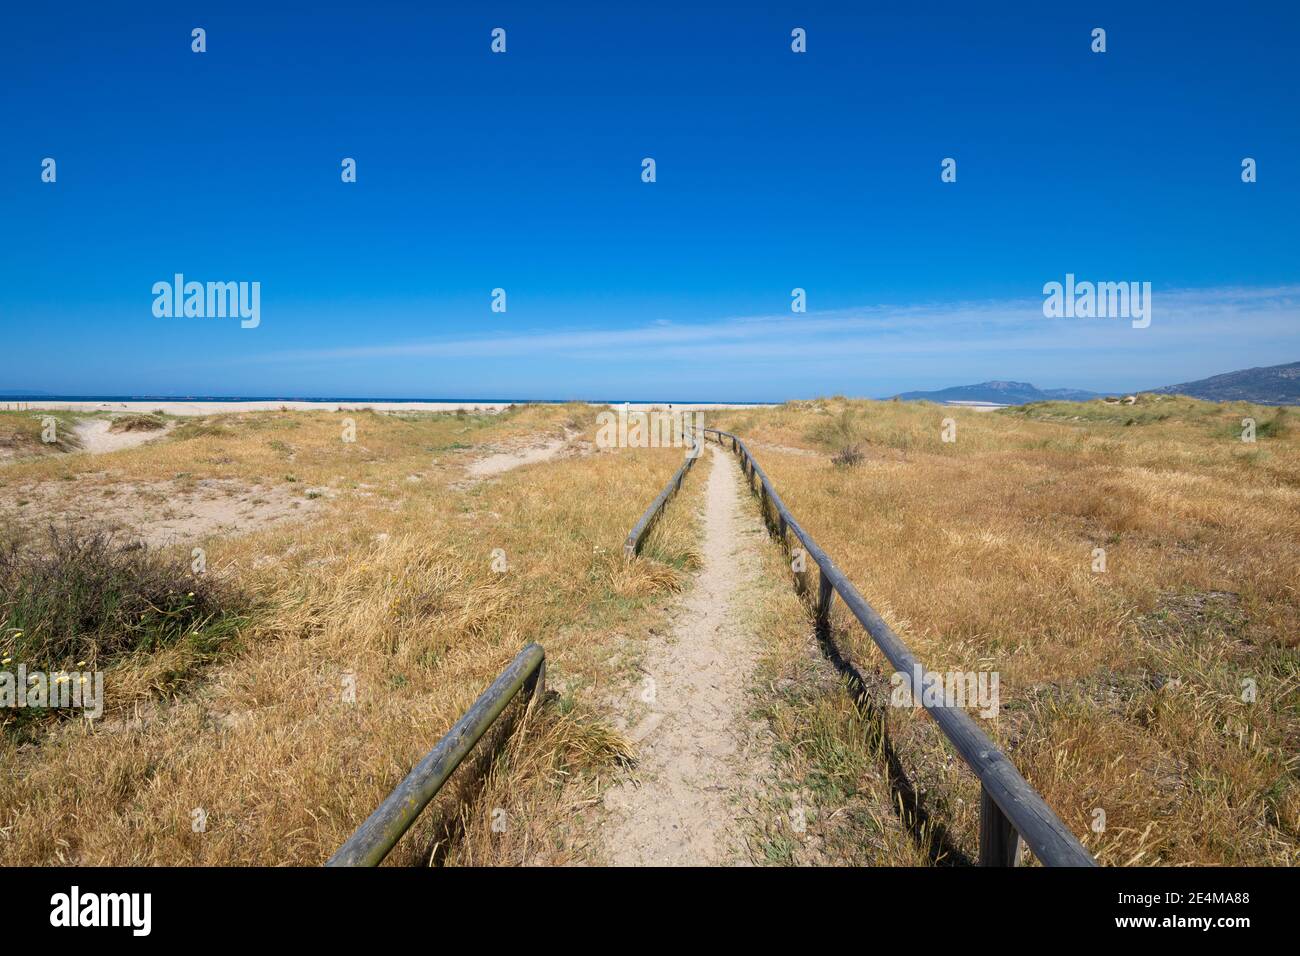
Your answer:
2;1;1297;401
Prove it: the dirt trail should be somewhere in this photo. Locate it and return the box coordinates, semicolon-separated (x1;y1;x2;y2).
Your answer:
598;445;772;865
462;429;586;482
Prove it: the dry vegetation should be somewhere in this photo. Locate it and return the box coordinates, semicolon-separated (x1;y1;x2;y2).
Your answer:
711;394;1299;866
3;393;1295;867
0;412;81;460
0;404;701;864
106;414;166;433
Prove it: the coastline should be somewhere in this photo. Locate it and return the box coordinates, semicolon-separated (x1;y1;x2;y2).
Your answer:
10;399;772;416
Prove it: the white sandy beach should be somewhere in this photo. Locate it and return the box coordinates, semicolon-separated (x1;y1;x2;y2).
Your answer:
11;400;770;416
942;401;1009;413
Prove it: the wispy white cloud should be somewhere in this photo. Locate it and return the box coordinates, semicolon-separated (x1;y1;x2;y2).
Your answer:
246;284;1300;368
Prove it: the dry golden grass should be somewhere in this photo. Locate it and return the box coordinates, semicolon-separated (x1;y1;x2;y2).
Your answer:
0;404;702;865
711;394;1299;866
733;503;936;866
6;393;1293;867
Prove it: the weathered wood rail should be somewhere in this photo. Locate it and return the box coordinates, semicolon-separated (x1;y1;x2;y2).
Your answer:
326;643;546;866
652;427;1095;867
622;439;702;558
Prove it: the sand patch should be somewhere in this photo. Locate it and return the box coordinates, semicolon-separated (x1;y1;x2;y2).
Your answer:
74;418;175;455
461;429;587;483
0;416;170;463
0;474;322;548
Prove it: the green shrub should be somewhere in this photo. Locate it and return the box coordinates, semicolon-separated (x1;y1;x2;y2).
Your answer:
0;527;246;670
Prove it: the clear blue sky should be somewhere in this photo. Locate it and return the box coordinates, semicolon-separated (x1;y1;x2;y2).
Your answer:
3;1;1297;401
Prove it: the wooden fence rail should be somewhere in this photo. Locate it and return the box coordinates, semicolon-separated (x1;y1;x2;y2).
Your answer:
333;427;1094;867
622;439;703;558
667;427;1095;867
326;643;546;866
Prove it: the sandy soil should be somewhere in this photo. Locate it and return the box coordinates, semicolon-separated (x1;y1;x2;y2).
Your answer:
0;475;322;549
1;418;173;462
464;431;580;480
73;418;175;454
597;445;773;865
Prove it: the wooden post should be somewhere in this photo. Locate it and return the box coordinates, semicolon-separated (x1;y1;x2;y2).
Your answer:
816;570;834;629
527;657;546;706
624;428;1094;866
979;786;1021;866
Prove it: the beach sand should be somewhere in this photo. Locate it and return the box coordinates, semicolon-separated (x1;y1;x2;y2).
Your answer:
17;400;769;416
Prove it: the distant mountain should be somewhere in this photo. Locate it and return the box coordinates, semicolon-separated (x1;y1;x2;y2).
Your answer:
893;381;1107;405
1147;361;1300;405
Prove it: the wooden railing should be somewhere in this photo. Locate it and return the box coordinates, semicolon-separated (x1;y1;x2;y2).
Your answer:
622;440;702;558
326;643;546;866
668;428;1095;867
333;428;1094;867
330;442;696;866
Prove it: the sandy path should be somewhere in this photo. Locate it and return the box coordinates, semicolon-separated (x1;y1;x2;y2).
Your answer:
464;431;577;480
598;445;772;865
